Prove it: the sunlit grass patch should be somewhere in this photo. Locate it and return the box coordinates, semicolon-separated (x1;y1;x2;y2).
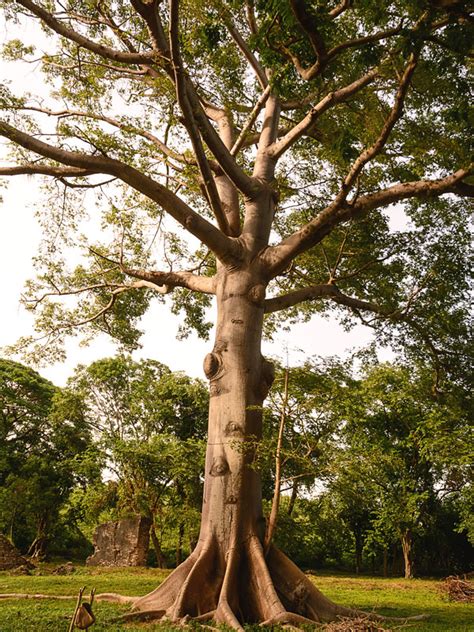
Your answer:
0;567;472;631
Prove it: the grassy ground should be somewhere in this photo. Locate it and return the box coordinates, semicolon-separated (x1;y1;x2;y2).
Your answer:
0;565;472;631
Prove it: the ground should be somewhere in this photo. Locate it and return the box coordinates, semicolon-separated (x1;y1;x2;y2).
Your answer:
0;564;472;631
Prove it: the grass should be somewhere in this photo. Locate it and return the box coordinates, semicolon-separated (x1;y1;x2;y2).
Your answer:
0;565;472;631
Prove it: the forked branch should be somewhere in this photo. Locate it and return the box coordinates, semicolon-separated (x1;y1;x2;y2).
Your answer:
0;121;240;264
262;167;472;277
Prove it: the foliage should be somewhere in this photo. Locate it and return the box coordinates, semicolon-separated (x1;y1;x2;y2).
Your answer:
0;358;94;556
65;356;208;564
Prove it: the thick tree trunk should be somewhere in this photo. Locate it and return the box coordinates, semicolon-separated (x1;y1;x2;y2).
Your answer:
401;529;415;579
133;265;360;628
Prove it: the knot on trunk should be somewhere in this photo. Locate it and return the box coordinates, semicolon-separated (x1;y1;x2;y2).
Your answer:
209;456;230;476
203;352;223;380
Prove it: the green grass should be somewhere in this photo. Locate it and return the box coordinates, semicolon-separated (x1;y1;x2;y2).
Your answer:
0;565;472;631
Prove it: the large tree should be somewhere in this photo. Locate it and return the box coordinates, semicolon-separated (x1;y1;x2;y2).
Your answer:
0;0;472;626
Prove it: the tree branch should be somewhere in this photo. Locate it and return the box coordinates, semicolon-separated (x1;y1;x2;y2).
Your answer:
261;167;473;278
0;164;95;177
224;19;268;90
329;0;352;19
169;0;230;235
334;53;420;205
12;105;189;166
0;120;241;264
290;0;327;74
231;84;272;156
122;267;216;295
268;68;379;160
16;0;156;66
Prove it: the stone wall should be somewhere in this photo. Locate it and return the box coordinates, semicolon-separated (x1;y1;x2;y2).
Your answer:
0;535;29;570
86;516;151;566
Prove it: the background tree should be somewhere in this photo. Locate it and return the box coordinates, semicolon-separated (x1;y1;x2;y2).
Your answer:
0;359;94;558
337;361;472;579
67;356;207;566
0;0;472;626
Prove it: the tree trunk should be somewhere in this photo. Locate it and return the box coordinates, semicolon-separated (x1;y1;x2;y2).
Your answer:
383;547;388;577
354;530;363;575
287;481;299;516
401;529;415;579
133;265;359;628
176;522;184;567
150;526;167;569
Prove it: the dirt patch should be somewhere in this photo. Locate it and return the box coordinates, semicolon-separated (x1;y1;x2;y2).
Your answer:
321;615;393;631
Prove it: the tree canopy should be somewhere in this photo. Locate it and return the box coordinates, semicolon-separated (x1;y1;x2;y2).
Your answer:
0;0;472;627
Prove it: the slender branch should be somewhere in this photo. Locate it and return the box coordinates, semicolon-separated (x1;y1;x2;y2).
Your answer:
0;120;240;263
168;0;229;235
231;84;272;156
15;0;156;65
326;24;403;61
224;19;268;89
268;68;379;160
334;53;420;205
13;105;189;165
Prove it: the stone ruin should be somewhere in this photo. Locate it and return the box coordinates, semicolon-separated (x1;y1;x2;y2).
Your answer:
86;516;151;566
0;534;31;570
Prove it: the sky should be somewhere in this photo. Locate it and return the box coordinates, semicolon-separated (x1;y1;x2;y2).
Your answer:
0;17;378;387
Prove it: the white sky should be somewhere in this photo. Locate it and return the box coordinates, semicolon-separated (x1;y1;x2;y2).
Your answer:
0;19;379;387
0;174;377;385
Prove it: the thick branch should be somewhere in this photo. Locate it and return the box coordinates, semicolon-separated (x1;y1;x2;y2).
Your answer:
122;267;216;294
261;168;473;278
0;121;240;264
265;282;404;320
16;0;156;65
329;0;352;19
0;164;95;177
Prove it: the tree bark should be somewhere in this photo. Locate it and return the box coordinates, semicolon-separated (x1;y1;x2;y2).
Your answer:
150;525;167;569
287;481;299;516
401;529;415;579
131;262;360;628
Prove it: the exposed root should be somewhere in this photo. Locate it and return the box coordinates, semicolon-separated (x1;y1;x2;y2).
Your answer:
261;611;323;627
0;593;76;600
169;537;218;619
0;592;137;604
112;609;166;623
5;540;427;629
